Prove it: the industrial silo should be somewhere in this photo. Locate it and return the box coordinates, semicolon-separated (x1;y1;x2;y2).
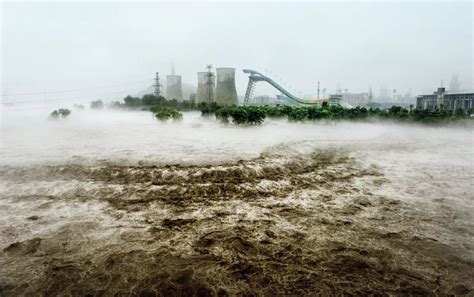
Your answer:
166;75;183;101
196;71;215;104
215;67;238;105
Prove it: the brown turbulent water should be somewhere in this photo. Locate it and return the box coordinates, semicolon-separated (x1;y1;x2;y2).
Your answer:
0;111;473;296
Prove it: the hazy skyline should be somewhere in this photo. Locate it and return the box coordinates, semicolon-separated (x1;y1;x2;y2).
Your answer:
1;1;473;104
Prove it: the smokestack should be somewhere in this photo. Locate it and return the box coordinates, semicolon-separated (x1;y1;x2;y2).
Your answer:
215;67;238;106
166;75;183;101
196;72;215;104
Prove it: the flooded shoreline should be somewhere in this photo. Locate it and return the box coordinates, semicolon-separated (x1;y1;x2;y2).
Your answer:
1;111;473;295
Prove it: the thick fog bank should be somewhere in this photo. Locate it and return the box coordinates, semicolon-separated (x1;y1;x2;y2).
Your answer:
1;108;472;167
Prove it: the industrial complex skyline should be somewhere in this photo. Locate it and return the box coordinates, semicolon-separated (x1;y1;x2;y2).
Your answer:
2;1;472;104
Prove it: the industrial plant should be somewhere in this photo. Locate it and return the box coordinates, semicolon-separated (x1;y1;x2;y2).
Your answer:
166;74;183;101
196;66;215;104
159;66;344;107
160;66;238;106
215;67;239;106
153;66;473;113
416;87;474;112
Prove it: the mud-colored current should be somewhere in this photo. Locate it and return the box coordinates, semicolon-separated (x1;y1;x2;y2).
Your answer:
0;109;473;296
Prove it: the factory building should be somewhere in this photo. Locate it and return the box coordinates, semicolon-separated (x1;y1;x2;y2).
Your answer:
253;95;271;105
215;67;238;106
340;92;370;107
416;87;474;112
196;71;215;104
166;75;183;101
328;94;343;106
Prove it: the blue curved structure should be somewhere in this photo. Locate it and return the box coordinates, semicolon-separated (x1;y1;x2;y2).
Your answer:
243;69;321;105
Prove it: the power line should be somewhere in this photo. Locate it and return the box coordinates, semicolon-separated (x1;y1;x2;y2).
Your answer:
1;86;147;105
2;74;154;88
153;72;162;97
1;78;152;97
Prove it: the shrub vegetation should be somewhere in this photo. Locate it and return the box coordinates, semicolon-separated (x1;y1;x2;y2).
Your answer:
197;103;473;125
108;94;197;111
90;100;104;109
151;107;183;121
50;108;71;118
94;93;473;126
215;106;266;125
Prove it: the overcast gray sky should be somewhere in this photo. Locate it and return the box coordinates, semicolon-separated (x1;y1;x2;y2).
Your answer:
1;1;473;103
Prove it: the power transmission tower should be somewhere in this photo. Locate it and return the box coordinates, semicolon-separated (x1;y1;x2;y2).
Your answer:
154;72;162;97
205;64;214;104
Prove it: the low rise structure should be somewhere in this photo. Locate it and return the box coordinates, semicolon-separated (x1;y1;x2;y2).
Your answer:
341;92;370;107
253;95;271;105
416;87;474;112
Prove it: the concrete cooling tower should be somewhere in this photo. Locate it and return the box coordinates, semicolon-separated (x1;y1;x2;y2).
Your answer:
196;72;215;104
215;68;238;105
166;75;183;101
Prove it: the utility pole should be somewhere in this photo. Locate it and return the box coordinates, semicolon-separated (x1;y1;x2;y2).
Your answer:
317;81;320;99
205;64;214;104
154;72;162;97
368;86;373;103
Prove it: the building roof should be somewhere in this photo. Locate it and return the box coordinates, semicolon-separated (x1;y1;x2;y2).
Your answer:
445;91;474;95
417;91;474;97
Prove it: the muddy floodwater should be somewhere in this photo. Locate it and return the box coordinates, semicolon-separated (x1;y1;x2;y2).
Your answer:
0;108;473;296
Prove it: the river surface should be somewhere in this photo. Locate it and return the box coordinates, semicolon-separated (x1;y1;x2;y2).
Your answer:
1;107;473;295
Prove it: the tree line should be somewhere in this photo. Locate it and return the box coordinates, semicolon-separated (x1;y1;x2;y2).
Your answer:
88;94;473;125
107;95;197;111
204;103;473;125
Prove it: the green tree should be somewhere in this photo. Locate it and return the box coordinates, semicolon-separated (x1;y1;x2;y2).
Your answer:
288;107;309;121
307;106;322;120
153;107;183;121
123;95;141;108
142;94;165;106
90;100;104;109
454;108;465;118
50;108;71;118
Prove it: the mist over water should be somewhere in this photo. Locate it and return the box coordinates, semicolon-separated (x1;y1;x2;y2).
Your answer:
0;106;380;165
1;105;470;167
2;0;473;294
1;105;473;295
